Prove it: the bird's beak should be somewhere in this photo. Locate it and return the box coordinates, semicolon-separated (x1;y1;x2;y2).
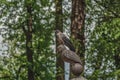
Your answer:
55;29;60;34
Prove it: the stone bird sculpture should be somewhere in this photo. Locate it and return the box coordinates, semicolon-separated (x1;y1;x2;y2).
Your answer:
57;45;82;65
57;45;83;76
55;30;75;52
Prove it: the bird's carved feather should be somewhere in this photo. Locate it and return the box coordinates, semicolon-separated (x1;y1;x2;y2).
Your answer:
61;50;82;65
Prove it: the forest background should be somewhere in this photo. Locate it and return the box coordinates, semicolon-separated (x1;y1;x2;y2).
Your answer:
0;0;120;80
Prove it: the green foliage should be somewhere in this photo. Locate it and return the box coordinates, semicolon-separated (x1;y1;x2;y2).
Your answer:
86;0;120;79
0;0;120;80
0;0;55;79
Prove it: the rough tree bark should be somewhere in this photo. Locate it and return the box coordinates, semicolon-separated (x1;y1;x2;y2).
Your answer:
71;0;85;67
55;0;64;80
70;0;85;78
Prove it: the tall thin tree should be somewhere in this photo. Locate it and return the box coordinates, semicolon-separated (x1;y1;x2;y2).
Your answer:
55;0;64;80
22;2;34;80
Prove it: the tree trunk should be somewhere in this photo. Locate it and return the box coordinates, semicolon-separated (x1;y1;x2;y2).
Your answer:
114;54;120;80
70;0;85;78
55;0;64;80
26;5;34;80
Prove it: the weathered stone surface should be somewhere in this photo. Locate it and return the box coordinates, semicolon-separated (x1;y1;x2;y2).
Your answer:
71;76;87;80
72;63;83;76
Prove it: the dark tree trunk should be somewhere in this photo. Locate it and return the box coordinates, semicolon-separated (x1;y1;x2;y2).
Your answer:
71;0;85;66
114;54;120;80
55;0;64;80
26;5;34;80
70;0;85;78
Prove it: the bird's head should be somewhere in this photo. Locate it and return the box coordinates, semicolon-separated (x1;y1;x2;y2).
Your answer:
55;29;61;34
57;45;66;53
55;30;61;38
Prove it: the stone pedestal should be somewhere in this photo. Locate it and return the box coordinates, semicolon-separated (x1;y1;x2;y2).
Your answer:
71;76;87;80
